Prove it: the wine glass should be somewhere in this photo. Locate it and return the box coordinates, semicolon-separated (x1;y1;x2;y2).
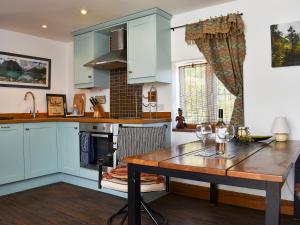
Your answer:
216;124;235;155
195;123;213;157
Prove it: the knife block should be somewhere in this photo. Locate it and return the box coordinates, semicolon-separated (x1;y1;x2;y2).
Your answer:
92;104;105;118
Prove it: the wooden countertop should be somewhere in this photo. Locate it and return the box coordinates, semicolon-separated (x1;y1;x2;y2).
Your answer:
0;113;171;124
126;140;300;183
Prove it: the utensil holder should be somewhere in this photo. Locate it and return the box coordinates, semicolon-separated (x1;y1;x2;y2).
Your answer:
92;104;105;118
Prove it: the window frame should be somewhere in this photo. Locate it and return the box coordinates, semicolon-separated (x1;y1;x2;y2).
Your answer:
174;59;207;129
174;59;235;129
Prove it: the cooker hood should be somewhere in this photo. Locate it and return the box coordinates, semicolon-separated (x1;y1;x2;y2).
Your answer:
84;29;127;70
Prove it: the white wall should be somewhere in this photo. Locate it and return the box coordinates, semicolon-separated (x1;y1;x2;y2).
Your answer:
0;37;172;114
0;29;69;113
170;0;300;201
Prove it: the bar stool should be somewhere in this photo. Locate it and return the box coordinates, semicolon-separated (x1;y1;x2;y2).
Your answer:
98;125;169;225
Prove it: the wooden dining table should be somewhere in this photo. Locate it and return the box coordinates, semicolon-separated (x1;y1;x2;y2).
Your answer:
126;140;300;225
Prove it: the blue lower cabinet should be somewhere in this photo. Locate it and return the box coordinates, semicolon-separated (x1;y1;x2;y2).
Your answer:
0;124;24;185
57;123;80;176
24;123;58;179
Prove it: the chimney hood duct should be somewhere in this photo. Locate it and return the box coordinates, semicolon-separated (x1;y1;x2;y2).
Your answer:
84;29;127;70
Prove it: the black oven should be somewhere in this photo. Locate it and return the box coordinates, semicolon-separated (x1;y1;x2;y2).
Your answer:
79;123;115;171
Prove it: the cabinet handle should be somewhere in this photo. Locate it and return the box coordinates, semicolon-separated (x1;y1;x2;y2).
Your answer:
74;127;78;130
88;75;92;78
128;71;133;74
25;128;30;131
0;126;10;129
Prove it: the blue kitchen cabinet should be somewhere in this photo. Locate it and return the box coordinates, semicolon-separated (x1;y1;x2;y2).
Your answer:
24;123;58;179
127;14;172;84
0;124;24;185
74;31;110;88
57;122;80;176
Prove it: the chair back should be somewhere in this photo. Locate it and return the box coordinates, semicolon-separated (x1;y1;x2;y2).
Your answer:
117;125;167;161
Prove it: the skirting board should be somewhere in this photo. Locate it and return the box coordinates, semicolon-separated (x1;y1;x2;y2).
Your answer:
0;173;62;196
170;181;293;216
0;173;165;203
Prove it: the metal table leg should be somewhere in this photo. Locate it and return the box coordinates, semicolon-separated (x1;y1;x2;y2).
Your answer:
210;182;218;205
265;182;281;225
128;164;141;225
294;155;300;219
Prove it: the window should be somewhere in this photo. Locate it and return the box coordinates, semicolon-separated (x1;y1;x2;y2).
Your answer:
178;62;235;124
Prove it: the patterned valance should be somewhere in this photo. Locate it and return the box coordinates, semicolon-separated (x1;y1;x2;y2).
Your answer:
185;14;244;44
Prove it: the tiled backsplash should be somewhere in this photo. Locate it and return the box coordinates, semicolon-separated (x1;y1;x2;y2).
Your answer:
110;68;143;118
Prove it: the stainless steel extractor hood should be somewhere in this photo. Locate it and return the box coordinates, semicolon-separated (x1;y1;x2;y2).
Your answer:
84;29;127;70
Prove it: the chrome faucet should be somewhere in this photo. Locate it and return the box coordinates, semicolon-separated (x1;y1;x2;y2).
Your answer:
24;91;38;118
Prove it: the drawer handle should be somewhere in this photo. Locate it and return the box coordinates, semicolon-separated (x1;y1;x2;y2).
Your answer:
74;127;78;130
88;75;92;78
1;126;10;129
25;128;30;131
128;71;133;74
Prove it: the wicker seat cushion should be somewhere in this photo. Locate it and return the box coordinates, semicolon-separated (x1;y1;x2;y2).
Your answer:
102;165;165;193
101;178;166;193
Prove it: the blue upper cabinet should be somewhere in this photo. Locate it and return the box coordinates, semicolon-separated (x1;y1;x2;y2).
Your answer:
57;122;80;176
127;14;172;84
24;123;58;179
0;124;24;185
74;31;110;89
73;8;172;86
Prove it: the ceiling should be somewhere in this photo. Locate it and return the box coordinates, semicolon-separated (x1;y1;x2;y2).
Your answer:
0;0;234;42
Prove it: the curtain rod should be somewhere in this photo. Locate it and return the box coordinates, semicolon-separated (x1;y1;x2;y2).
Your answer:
170;12;243;31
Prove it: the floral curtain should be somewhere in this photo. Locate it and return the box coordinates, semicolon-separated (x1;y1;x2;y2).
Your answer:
185;14;246;125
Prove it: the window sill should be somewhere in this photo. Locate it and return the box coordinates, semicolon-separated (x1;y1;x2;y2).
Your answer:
172;123;216;133
172;128;195;133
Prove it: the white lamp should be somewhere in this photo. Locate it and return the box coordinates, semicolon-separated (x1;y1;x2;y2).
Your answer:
271;117;290;142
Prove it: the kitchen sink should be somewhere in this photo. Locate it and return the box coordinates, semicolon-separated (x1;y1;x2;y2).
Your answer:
0;117;14;120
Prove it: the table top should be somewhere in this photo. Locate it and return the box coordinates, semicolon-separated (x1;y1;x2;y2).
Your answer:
126;140;300;183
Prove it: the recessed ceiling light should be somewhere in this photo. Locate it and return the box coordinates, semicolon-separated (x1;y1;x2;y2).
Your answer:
41;24;47;29
80;9;87;15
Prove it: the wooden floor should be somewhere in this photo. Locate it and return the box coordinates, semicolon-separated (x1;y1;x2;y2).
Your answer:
0;183;299;225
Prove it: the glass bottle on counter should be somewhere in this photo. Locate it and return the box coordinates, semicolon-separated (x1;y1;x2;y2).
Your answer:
215;109;226;155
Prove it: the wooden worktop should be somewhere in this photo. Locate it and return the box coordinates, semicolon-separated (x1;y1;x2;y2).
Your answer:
0;112;171;124
126;140;300;183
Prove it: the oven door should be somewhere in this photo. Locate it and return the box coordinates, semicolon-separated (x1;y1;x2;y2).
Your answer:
90;133;114;169
80;133;115;170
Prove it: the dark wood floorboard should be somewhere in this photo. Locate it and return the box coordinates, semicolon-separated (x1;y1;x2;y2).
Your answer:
0;183;299;225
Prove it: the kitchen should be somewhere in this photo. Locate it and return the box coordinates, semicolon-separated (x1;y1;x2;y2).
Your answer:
1;0;300;225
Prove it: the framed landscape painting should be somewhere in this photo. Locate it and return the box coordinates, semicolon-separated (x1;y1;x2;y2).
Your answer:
271;21;300;67
0;51;51;89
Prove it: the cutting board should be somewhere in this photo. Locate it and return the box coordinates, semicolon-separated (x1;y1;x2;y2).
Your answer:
73;93;86;115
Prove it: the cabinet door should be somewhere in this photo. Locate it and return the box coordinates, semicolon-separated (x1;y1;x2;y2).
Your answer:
0;124;24;185
24;123;58;179
127;15;156;80
57;123;80;176
74;32;94;85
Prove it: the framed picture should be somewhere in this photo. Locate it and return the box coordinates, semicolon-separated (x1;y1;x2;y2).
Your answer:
95;95;106;104
0;51;51;89
271;21;300;67
46;94;67;117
